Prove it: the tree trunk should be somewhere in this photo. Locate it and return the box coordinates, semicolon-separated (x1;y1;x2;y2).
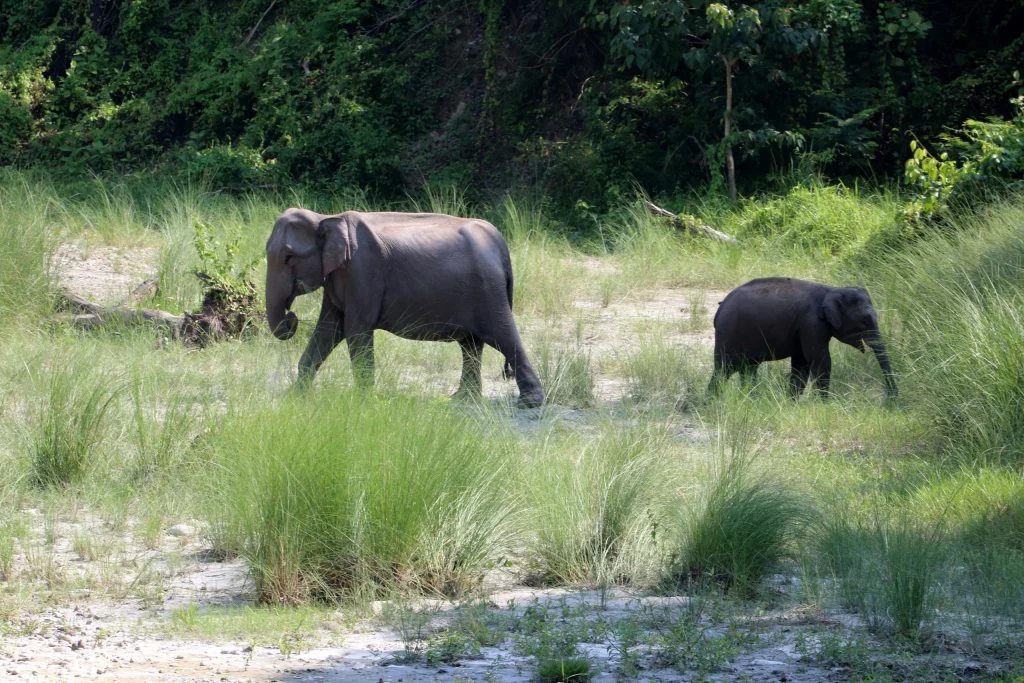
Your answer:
723;56;737;202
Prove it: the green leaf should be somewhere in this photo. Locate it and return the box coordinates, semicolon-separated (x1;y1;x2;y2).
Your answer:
887;23;899;35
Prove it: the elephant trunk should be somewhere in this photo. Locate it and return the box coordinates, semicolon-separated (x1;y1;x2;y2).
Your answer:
266;274;298;341
867;336;898;399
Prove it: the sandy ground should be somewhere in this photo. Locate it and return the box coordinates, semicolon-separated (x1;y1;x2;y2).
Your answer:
55;244;161;305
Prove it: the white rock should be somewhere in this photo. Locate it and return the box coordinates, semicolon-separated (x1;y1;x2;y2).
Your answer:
167;524;192;537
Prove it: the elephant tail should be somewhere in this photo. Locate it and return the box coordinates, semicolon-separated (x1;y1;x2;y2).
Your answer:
505;262;515;313
504;262;515;380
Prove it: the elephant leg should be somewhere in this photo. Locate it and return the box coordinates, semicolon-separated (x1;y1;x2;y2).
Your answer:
346;330;375;390
789;359;810;399
485;327;544;408
297;304;345;387
809;353;833;399
454;336;484;400
738;360;759;389
707;350;733;396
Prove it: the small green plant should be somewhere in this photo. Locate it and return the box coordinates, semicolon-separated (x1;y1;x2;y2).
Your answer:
536;656;594;683
610;619;643;679
171;602;201;630
648;611;742;676
514;611;595;683
795;628;871;669
186;216;263;343
448;601;510;647
32;363;117;489
424;631;481;665
380;600;441;662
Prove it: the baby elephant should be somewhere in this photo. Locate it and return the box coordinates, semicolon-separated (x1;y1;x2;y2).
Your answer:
708;277;897;399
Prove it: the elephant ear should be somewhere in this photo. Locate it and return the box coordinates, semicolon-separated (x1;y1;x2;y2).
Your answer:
318;214;358;276
821;290;843;330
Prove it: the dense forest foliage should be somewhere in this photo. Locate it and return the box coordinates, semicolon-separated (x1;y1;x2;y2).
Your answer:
1;0;1022;211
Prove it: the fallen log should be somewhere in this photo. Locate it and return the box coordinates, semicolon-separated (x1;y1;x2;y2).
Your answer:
643;200;738;243
55;275;263;348
57;289;184;334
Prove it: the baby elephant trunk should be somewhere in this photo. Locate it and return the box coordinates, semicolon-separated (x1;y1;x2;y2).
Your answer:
866;335;898;399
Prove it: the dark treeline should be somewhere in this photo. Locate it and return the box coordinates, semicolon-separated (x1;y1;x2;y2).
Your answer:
1;0;1022;210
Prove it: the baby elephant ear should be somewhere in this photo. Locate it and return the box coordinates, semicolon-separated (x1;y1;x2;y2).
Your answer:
821;290;843;330
318;214;357;276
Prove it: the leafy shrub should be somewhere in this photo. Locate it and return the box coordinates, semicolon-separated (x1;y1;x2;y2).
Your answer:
178;145;276;190
903;97;1024;221
731;182;894;257
207;392;516;603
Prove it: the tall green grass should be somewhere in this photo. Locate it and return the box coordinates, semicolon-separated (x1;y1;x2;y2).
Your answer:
524;426;665;586
206;392;517;602
30;358;119;489
623;336;706;410
665;421;814;596
817;512;942;638
870;200;1024;464
0;173;56;320
3;169;1024;645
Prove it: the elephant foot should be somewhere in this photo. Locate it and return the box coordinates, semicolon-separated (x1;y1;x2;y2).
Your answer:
517;389;545;409
451;386;482;402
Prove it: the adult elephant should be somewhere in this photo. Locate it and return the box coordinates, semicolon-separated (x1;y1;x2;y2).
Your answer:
265;208;545;407
708;277;897;399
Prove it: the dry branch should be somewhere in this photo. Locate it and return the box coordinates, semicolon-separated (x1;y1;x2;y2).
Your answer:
122;279;158;306
57;289;184;333
643;200;738;243
55;273;263;348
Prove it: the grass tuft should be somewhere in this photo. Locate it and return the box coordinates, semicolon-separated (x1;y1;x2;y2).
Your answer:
207;392;516;603
526;426;664;586
534;337;595;408
666;424;812;596
31;361;118;489
818;512;942;638
623;336;706;411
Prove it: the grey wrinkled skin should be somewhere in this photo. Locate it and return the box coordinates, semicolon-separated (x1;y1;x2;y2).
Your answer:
266;208;544;408
707;277;897;400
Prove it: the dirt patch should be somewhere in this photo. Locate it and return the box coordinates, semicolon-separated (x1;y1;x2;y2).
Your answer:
55;244;160;305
